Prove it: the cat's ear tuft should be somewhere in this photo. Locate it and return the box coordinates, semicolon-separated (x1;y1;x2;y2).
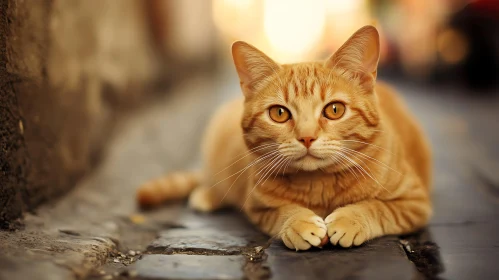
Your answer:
325;26;380;83
232;41;280;97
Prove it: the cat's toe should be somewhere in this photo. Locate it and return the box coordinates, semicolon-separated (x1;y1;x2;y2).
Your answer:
282;229;312;251
325;212;367;247
281;214;327;250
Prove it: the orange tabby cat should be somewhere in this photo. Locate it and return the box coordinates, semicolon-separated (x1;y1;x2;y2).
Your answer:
137;26;432;250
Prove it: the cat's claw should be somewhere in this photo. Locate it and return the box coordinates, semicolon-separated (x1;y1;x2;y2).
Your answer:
325;211;369;247
281;214;327;251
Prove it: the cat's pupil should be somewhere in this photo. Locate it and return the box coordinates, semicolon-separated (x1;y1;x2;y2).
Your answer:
278;109;283;116
333;105;337;114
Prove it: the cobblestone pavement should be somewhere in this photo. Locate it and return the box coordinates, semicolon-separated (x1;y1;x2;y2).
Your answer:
1;68;499;280
118;204;415;280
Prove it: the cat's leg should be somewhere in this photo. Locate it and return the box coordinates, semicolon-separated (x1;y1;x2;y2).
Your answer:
188;168;248;212
188;185;225;212
325;183;431;247
246;204;328;251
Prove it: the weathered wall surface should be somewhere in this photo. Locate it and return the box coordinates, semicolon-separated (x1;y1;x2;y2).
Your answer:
0;0;161;228
0;0;27;228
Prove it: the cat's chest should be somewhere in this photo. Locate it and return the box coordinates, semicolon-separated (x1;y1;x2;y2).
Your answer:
257;173;375;215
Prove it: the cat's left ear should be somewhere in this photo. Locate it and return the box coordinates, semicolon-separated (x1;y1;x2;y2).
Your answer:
325;25;380;83
232;41;281;97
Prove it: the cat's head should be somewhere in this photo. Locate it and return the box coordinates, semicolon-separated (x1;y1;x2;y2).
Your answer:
232;26;381;172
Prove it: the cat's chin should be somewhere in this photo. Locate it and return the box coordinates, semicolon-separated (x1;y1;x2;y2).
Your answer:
300;163;320;171
293;155;328;171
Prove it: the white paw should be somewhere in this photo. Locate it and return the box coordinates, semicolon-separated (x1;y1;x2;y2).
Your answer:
325;211;368;247
188;187;215;212
281;214;327;251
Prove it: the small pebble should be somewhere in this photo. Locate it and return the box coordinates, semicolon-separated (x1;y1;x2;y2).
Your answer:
99;270;106;275
129;214;145;224
113;258;120;263
130;257;134;262
254;246;263;253
120;253;126;258
128;250;136;256
128;270;138;278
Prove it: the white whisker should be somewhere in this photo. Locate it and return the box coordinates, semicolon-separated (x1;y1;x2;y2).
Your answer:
337;151;392;194
262;156;287;185
214;143;279;175
254;153;282;177
241;155;284;210
331;153;361;183
255;155;283;186
219;151;280;202
210;149;278;190
336;152;367;180
340;147;401;175
330;153;363;189
272;157;290;181
336;140;394;155
282;157;293;175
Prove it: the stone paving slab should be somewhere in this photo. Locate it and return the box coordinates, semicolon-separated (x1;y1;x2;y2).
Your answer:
131;255;245;280
148;228;248;255
427;222;499;280
266;237;416;280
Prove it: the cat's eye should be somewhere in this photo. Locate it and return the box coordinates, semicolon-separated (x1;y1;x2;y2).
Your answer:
268;106;291;123
323;102;346;120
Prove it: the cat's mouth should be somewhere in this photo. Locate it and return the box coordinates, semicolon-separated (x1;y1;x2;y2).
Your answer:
297;152;322;161
294;153;326;171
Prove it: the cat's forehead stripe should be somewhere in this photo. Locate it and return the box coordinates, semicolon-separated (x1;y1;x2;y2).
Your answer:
286;83;294;102
281;64;334;100
293;75;302;95
306;79;316;97
312;80;322;100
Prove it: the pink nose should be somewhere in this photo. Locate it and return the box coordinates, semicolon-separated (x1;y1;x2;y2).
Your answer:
298;137;316;148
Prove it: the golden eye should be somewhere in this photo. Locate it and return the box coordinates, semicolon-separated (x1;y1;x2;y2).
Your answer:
323;102;346;120
269;106;291;123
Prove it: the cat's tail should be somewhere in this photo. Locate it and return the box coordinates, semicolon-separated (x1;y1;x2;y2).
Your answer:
136;171;200;208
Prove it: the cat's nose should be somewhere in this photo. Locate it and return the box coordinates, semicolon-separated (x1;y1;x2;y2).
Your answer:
298;137;316;148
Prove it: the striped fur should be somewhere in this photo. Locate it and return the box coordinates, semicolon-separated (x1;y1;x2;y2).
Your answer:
136;172;200;208
136;26;432;251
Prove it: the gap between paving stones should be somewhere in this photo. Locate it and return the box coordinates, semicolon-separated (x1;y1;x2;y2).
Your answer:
104;234;272;280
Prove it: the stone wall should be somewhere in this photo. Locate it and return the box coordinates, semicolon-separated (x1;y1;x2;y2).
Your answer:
0;0;163;228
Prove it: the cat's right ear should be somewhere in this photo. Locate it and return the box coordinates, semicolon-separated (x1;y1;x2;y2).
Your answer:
232;41;280;97
324;26;380;85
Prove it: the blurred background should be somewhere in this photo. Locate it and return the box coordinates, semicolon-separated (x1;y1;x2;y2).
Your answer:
184;0;498;87
1;0;498;228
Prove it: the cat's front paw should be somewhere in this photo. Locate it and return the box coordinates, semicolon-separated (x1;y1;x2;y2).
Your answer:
325;210;369;248
280;214;327;251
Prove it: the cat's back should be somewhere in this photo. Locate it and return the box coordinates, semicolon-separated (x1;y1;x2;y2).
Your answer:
202;97;246;161
375;82;432;187
201;97;250;189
